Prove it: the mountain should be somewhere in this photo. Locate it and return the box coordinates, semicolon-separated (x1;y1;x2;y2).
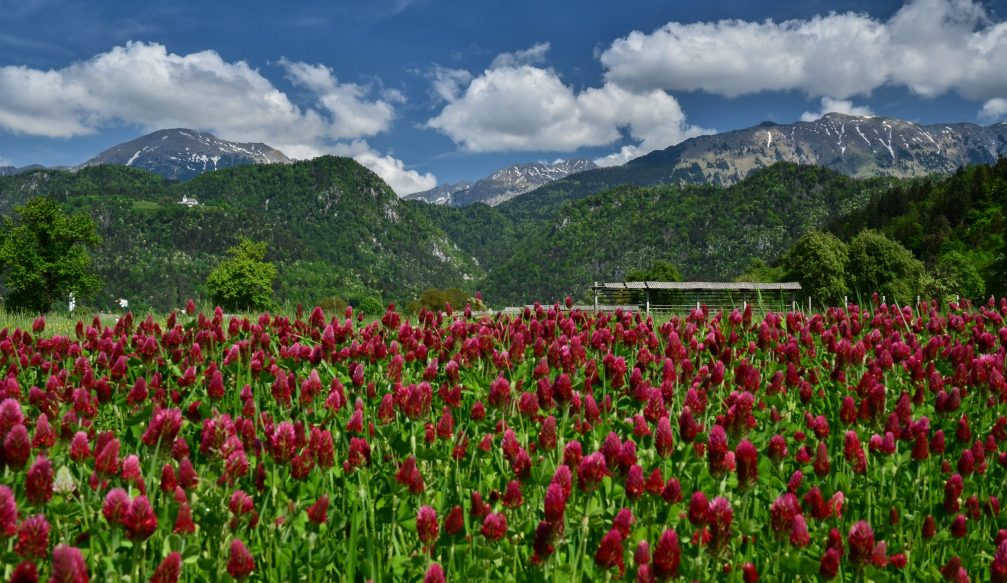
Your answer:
0;165;45;177
499;114;1007;221
405;180;474;205
0;158;480;310
81;129;293;181
629;113;1007;185
406;159;596;206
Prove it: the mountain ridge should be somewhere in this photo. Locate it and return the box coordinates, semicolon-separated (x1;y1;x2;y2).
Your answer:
628;113;1007;185
496;113;1007;220
406;158;597;206
81;128;293;181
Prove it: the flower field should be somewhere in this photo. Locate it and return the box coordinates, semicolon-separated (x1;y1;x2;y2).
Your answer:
1;298;1007;582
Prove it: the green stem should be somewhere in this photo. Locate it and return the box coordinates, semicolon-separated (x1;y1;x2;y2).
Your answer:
572;490;591;583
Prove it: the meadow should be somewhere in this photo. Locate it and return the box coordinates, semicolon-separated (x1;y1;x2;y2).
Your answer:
0;298;1005;582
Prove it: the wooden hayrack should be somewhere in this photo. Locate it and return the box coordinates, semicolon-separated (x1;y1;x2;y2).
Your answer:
590;281;804;314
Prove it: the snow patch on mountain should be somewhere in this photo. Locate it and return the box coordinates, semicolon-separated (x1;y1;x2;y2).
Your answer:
406;159;597;207
82;128;292;181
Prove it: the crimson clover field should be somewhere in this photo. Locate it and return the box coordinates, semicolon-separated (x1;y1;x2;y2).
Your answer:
1;299;1007;582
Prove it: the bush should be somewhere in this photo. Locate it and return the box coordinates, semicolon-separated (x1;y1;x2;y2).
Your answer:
407;288;470;314
316;296;348;315
355;296;385;317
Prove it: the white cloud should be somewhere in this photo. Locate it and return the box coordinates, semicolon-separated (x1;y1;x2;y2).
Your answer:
600;0;1007;101
427;58;709;158
979;98;1007;121
0;42;434;195
800;97;875;122
333;141;436;195
490;42;551;69
593;145;645;168
280;59;396;140
428;65;473;102
0;155;12;167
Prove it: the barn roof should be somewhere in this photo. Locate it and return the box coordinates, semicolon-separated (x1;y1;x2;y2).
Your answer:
592;281;802;291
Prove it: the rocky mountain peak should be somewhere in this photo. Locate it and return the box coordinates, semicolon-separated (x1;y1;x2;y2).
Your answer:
624;113;1007;186
406;158;597;207
82;128;292;181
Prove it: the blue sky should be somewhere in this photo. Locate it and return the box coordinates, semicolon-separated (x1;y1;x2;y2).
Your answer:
1;0;1006;193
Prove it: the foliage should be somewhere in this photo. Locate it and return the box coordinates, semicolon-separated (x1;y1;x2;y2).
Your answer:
734;258;785;283
0;159;480;311
473;163;884;306
206;238;277;312
355;295;385;317
0;196;102;313
315;296;348;314
407;287;470;314
846;230;925;304
625;260;682;283
6;157;1007;312
782;231;849;305
828;157;1007;296
927;250;987;302
406;200;521;272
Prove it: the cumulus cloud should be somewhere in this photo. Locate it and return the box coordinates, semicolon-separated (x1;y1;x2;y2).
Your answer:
800;97;875;122
0;155;12;167
332;140;437;195
279;59;396;142
600;0;1007;101
979;98;1007;122
490;42;551;69
427;65;473;102
427;43;709;162
0;41;432;195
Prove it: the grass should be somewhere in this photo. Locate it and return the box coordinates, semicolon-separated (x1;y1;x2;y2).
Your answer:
132;200;163;213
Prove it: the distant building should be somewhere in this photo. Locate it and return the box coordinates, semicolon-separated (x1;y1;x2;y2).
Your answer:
178;196;199;207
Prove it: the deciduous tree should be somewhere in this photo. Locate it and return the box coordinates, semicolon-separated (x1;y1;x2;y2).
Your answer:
783;231;848;305
847;230;924;304
0;196;102;313
206;238;277;312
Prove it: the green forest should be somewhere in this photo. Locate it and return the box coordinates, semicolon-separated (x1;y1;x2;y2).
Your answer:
1;156;1006;312
0;158;479;312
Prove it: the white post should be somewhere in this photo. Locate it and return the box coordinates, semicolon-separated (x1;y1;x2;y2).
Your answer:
645;289;651;316
593;284;599;313
882;295;886;305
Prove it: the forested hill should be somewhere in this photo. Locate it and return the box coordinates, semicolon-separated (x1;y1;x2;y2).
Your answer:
5;158;1005;312
474;164;898;305
0;158;480;310
824;157;1007;294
